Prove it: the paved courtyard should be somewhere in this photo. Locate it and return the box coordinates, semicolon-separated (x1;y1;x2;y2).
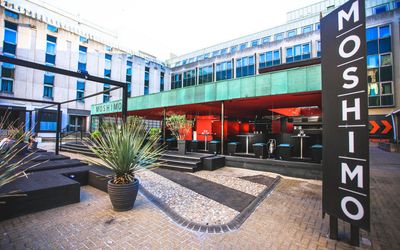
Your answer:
0;143;399;249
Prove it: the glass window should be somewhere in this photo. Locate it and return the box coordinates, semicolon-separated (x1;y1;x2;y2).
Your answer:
43;86;53;98
380;54;391;66
367;55;379;68
380;66;392;81
287;29;297;38
379;38;391;53
373;4;388;14
212;51;220;57
367;41;379;55
251;40;259;47
366;27;378;41
236;56;254;78
47;24;58;33
43;72;55;85
315;23;320;30
220;48;227;55
4;29;17;44
396;1;400;8
286;48;293;62
302;25;312;33
317;41;321;57
77;80;85;100
381;82;392;95
38;111;57;131
197;55;205;61
199;65;213;84
274;33;284;41
262;36;270;44
1;79;13;93
79;36;88;43
216;61;232;81
46;39;56;56
368;82;379;96
183;69;196;87
160;72;165;92
5;9;19;19
379;25;390;38
1;66;14;79
144;66;150;94
239;43;247;50
367;69;379;83
171;73;182;89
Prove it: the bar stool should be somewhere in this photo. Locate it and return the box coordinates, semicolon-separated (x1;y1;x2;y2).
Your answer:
208;140;221;154
190;140;199;152
253;143;267;159
166;138;177;150
310;144;323;163
277;143;293;160
227;142;240;156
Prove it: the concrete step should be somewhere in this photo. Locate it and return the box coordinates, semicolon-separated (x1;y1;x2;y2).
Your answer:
157;163;200;173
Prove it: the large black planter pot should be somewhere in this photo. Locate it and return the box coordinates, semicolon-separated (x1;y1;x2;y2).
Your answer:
177;140;187;155
107;178;139;211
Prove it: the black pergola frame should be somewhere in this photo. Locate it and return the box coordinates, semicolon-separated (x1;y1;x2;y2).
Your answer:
0;55;128;154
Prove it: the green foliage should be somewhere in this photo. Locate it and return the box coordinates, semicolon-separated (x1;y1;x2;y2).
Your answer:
85;117;164;184
91;130;101;140
149;128;161;142
0;114;33;203
165;114;193;140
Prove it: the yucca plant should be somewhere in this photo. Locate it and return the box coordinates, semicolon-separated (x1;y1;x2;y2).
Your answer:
0;114;32;203
84;117;164;211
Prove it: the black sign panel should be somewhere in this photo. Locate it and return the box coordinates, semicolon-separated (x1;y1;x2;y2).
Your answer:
321;0;370;230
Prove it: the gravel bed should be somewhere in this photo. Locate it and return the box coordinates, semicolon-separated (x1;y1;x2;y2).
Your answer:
192;171;267;196
137;171;239;225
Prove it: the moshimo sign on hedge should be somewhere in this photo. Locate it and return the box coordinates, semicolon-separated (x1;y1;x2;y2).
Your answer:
321;0;370;230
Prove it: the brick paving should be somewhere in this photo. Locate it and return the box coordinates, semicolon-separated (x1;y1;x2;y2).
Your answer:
0;143;399;249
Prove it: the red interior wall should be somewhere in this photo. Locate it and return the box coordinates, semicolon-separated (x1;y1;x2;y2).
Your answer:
195;116;214;141
240;122;249;134
272;120;281;134
286;122;294;133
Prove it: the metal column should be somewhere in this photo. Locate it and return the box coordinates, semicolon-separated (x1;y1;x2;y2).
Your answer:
122;85;128;122
221;101;224;155
163;108;166;143
55;104;61;155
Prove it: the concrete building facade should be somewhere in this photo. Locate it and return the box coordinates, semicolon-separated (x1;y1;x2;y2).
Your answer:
0;0;170;137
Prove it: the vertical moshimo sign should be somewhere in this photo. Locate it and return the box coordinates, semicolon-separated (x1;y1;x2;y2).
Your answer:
321;0;370;231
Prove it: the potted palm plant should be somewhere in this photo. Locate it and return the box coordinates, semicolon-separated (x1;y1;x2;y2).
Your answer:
165;115;193;155
85;117;163;211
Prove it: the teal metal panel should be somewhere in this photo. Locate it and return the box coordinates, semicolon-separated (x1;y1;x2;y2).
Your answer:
271;71;288;95
204;83;216;102
255;74;271;97
91;64;322;115
228;78;241;99
307;66;322;91
216;80;228;100
288;68;307;93
194;84;206;103
240;76;256;98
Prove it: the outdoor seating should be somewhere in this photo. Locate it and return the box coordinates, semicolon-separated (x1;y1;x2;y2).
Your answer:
190;140;198;152
227;142;240;155
208;140;221;154
166;138;177;150
253;143;267;159
310;144;323;163
277;143;293;160
203;156;225;171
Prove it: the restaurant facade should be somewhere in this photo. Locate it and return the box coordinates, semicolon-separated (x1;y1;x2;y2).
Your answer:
90;0;400;162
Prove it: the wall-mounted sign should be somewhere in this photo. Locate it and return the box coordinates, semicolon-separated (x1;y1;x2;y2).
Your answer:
321;0;370;231
91;101;122;115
